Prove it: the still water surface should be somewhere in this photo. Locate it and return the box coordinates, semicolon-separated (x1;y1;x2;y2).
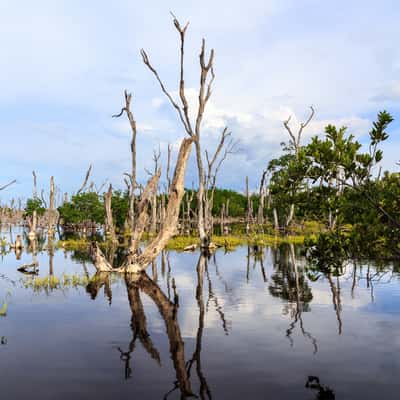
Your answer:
1;237;399;399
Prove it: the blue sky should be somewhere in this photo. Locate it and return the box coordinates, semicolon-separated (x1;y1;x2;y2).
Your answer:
1;0;399;202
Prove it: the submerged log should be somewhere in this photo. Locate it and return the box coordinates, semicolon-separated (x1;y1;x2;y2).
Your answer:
17;261;39;274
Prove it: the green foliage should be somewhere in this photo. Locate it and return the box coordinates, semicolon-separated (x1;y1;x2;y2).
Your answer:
211;188;248;217
58;192;104;225
24;198;46;217
305;231;351;272
111;190;129;229
268;146;310;226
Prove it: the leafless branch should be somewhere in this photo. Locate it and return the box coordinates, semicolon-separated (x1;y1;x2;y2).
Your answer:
77;164;92;195
32;171;37;199
141;49;192;136
0;179;16;192
283;106;315;154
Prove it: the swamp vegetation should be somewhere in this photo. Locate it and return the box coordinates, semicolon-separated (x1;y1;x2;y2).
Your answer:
0;16;399;400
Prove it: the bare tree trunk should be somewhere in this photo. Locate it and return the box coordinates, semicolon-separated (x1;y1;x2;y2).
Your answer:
130;138;193;271
150;193;157;235
257;170;267;226
92;138;193;273
246;176;251;234
77;165;92;195
220;203;225;235
195;139;209;249
48;176;56;238
32;171;38;199
286;203;295;230
104;184;117;244
113;91;137;231
128;170;161;255
273;207;279;231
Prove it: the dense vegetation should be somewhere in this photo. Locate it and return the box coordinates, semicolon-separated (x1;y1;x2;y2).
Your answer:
20;111;398;261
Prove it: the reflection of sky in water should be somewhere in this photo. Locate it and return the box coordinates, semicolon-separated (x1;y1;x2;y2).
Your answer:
0;240;400;399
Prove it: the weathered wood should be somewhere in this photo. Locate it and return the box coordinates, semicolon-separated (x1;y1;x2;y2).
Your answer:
104;184;117;244
92;138;193;274
129;170;161;255
128;138;193;272
0;180;16;192
77;165;92;195
48;176;57;237
114;91;137;231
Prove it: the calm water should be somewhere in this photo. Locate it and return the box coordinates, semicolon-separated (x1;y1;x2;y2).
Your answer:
1;233;400;399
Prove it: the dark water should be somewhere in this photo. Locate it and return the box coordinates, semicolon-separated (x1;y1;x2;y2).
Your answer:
1;235;400;399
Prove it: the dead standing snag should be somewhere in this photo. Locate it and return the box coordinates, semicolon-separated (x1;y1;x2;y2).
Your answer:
141;16;233;250
92;137;193;273
113;90;137;231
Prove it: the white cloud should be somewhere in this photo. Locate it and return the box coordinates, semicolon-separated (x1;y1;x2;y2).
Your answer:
0;0;399;197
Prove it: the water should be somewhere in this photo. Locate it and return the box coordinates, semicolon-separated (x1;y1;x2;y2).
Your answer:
1;234;400;399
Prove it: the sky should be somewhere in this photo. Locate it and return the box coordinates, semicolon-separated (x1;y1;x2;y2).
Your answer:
0;0;399;203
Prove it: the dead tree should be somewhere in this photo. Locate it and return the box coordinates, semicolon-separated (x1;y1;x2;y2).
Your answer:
28;171;38;241
104;184;117;244
141;15;222;250
257;170;268;228
113;91;137;231
47;176;57;238
166;143;172;191
147;148;161;235
283;106;314;157
0;180;16;192
245;176;254;233
278;106;315;229
92;137;193;273
77;165;92;195
204;128;238;239
32;171;38;199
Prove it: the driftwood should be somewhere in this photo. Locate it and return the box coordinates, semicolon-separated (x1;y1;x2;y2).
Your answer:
183;244;198;252
17;261;39;274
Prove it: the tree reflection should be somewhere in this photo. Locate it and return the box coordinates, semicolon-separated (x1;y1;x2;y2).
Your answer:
269;244;317;353
184;255;212;399
305;376;335;399
246;245;267;283
86;271;113;304
87;264;200;398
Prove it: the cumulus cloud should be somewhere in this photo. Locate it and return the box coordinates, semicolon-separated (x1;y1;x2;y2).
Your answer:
0;0;399;199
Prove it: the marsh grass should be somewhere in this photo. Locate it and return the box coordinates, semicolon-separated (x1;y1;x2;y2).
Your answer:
20;273;92;294
57;225;320;253
0;302;7;317
166;233;315;251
